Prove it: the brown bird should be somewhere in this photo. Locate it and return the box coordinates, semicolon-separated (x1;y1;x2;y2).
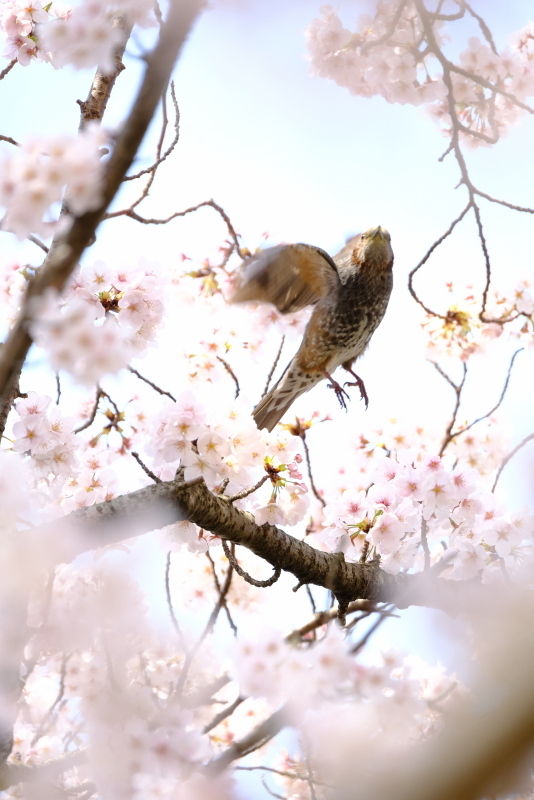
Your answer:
231;226;394;431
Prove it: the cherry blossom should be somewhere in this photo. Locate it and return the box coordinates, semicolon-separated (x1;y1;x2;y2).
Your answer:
0;125;106;240
305;3;534;145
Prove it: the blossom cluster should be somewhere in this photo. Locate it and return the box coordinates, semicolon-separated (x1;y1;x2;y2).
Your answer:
9;389;125;515
0;125;106;240
422;280;534;362
318;451;534;581
232;625;461;789
1;0;48;65
10;550;462;800
145;391;310;551
0;258;26;330
2;0;155;70
30;258;167;385
305;3;534;143
12;390;78;499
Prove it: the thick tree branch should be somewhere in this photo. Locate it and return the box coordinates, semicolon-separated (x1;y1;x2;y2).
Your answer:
0;345;20;439
77;15;132;130
34;475;489;616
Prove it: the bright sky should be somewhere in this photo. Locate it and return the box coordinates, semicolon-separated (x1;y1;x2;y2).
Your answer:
2;0;534;673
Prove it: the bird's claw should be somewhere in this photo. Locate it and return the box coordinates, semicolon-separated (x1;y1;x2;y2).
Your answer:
343;371;369;409
326;378;351;411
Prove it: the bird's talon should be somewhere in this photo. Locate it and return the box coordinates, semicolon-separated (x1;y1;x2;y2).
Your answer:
343;371;369;409
326;379;351;411
344;381;369;409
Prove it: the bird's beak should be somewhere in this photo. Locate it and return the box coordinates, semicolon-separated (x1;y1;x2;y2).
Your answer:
370;226;385;239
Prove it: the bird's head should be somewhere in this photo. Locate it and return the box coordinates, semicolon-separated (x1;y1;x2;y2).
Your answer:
353;226;393;269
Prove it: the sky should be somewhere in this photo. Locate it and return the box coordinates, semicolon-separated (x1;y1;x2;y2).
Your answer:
2;0;534;676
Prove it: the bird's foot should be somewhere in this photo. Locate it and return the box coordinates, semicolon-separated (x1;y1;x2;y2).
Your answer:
323;371;350;411
343;369;369;409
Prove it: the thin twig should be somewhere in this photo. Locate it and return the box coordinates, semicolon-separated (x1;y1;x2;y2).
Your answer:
285;600;377;644
105;199;242;253
408;203;472;319
28;234;49;252
448;349;523;441
439;362;468;456
261;776;286;800
99;388;120;416
203;694;245;734
30;654;69;746
235;764;333;789
463;1;497;53
165;551;187;648
175;556;234;695
303;742;318;800
262;336;285;398
55;373;61;405
204;705;288;775
473;202;493;322
0;59;16;80
305;584;317;614
301;433;325;508
127;365;176;401
216;355;240;398
430;361;458;392
0;133;19;147
473;189;534;214
492;433;534;492
74;388;103;434
124;81;180;180
350;604;395;653
131;451;161;483
226;474;269;502
206;549;238;636
359;1;407;52
221;539;281;587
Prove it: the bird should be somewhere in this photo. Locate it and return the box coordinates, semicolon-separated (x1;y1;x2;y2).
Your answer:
230;226;394;432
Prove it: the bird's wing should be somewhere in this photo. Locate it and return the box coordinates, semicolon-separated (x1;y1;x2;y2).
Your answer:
230;243;340;314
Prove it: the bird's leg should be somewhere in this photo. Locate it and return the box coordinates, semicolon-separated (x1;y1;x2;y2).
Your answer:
323;371;350;411
342;367;369;409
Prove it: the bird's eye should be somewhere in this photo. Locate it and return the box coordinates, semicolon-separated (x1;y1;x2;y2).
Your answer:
360;234;365;240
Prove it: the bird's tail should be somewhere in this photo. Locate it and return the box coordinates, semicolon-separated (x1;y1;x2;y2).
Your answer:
253;389;299;432
253;367;321;432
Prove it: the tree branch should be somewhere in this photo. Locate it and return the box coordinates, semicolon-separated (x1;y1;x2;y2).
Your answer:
492;432;534;492
0;0;206;399
0;749;86;791
0;59;16;81
33;475;490;616
204;706;289;775
76;15;132;130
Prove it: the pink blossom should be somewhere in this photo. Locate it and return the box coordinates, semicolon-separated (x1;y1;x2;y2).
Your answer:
369;512;405;554
367;483;397;512
446;541;487;580
254;502;286;526
1;126;106;240
279;483;310;526
380;538;419;575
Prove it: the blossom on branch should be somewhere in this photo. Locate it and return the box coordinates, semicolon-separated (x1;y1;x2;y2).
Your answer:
0;125;106;240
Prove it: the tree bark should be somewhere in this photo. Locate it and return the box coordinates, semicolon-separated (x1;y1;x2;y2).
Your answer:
35;474;488;616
